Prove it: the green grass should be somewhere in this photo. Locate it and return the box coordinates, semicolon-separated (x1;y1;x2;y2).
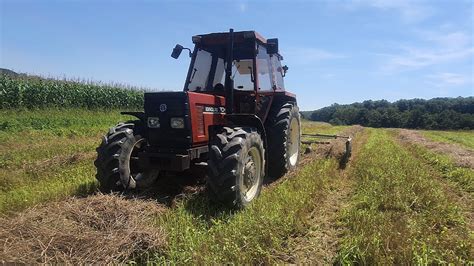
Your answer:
0;162;97;213
0;109;132;212
337;129;472;264
421;130;474;150
0;112;348;217
1;108;471;264
0;109;354;262
153;158;340;264
148;123;357;264
302;120;348;135
403;143;474;193
0;108;129;136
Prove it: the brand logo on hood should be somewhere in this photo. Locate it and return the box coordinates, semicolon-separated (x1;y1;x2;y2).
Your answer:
159;104;167;112
204;106;226;114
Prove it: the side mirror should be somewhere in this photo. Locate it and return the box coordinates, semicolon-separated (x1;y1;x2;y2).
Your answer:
267;38;279;54
282;65;288;77
171;44;183;59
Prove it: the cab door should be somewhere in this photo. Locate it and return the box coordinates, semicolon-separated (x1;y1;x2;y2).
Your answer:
255;45;274;121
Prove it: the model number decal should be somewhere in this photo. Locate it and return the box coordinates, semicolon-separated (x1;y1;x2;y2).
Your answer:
204;106;226;114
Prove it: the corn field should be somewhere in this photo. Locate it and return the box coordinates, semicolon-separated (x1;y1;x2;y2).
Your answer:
0;74;144;109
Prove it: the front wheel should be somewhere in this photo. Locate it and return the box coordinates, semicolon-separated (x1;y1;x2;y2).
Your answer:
207;127;265;209
94;122;159;192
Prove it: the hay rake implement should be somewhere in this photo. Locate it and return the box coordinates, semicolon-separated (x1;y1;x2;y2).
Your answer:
301;133;352;160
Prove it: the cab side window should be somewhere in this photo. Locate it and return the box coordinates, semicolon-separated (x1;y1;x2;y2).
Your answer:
256;45;272;91
231;59;254;91
270;55;285;90
215;59;254;91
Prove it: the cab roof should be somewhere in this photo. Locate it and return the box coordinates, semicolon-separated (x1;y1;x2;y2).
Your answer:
192;30;282;58
193;30;268;46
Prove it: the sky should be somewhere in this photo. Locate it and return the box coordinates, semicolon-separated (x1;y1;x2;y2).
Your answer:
1;0;473;111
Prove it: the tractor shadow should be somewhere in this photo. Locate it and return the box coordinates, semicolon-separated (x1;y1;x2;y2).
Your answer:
118;165;288;222
123;167;208;207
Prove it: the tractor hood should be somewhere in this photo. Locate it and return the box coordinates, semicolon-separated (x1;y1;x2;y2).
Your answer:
144;91;192;150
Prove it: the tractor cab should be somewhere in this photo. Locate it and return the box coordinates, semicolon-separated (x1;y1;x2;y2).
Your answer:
171;30;289;119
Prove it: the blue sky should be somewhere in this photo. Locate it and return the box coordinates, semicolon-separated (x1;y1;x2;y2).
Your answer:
1;0;473;111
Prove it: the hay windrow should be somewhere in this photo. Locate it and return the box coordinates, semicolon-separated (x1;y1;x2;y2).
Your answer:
0;193;166;264
398;129;474;169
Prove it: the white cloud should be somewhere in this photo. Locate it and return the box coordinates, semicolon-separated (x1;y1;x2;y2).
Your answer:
418;30;470;49
427;72;471;86
381;29;473;72
385;46;474;70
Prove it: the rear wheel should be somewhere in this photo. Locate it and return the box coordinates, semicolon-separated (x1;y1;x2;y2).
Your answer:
266;103;301;178
94;122;159;192
207;127;265;209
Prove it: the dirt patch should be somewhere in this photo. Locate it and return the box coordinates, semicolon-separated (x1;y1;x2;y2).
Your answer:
0;194;166;264
397;129;474;169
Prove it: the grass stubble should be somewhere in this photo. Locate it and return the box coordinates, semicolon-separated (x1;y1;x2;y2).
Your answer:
273;125;369;264
1;111;472;264
421;129;474;150
336;129;472;264
0;116;352;263
150;126;361;264
0;110;131;213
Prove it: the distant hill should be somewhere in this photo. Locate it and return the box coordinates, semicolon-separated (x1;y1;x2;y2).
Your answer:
304;97;474;130
0;68;19;77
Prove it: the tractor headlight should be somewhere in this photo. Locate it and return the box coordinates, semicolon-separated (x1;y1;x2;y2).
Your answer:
147;117;160;128
170;117;185;129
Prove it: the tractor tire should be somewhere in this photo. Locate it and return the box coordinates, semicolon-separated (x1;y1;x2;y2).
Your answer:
94;122;159;192
266;103;301;179
207;127;265;209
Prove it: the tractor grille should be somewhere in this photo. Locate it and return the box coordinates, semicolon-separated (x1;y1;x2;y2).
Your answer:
144;92;191;150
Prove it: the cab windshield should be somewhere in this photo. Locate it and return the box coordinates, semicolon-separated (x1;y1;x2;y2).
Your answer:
185;44;255;92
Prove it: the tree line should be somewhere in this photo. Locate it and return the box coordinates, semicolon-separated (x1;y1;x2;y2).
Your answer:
303;97;474;130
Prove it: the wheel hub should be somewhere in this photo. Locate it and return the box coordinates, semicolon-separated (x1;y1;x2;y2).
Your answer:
239;146;262;202
123;138;159;189
244;160;257;189
288;119;300;166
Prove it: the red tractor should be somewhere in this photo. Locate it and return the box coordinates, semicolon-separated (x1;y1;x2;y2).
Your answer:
95;29;300;208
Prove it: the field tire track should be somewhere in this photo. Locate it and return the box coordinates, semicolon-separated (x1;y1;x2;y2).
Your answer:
394;131;474;233
274;126;369;264
397;129;474;169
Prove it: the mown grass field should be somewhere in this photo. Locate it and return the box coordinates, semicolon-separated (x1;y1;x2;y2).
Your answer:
421;130;474;150
0;109;472;264
0;109;132;212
